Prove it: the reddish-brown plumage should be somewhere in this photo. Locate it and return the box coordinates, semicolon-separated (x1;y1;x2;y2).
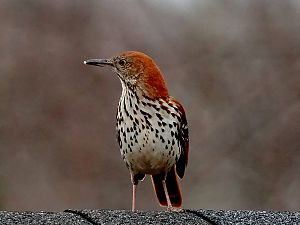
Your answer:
84;51;189;211
120;51;169;99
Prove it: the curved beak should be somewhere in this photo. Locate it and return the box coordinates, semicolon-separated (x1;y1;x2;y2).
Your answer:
83;58;113;67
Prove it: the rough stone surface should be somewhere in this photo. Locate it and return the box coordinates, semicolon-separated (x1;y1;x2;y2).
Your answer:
0;209;299;225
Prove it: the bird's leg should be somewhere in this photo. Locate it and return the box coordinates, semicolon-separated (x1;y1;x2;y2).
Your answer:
132;183;137;212
131;174;138;212
162;180;173;210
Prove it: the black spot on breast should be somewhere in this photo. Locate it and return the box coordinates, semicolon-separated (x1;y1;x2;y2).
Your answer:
123;103;129;117
160;104;170;113
156;113;163;121
140;109;152;118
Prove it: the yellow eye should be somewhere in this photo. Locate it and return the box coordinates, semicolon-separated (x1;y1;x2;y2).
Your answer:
119;59;126;66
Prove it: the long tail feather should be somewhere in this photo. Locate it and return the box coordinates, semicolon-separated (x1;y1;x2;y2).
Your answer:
151;166;182;207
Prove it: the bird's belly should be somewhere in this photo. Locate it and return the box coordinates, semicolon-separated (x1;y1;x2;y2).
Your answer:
124;143;177;175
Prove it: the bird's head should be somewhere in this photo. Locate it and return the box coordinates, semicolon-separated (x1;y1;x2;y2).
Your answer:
84;51;169;99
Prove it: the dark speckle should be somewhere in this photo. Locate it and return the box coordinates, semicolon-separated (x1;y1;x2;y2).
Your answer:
156;113;163;121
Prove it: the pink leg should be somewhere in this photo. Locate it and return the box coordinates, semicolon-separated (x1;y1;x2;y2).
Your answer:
162;180;172;210
132;183;137;212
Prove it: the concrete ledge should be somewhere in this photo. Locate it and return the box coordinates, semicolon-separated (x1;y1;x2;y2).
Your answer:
0;209;299;225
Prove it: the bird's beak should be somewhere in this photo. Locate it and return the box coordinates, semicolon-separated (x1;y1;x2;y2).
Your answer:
83;58;113;67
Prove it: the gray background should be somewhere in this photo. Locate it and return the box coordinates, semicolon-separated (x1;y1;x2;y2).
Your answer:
1;0;300;211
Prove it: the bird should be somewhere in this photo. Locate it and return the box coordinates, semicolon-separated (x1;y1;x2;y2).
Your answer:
84;51;189;211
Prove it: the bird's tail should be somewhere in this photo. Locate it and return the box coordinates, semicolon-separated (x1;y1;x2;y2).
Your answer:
151;166;182;207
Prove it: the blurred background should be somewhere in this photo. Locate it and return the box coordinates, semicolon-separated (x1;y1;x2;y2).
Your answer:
1;0;300;211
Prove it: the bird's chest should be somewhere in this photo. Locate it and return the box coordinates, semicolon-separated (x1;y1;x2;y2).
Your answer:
116;93;180;175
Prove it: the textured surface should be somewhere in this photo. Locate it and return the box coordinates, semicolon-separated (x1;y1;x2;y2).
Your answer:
0;209;300;225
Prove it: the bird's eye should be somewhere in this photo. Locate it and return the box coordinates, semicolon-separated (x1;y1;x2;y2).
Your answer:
119;59;126;66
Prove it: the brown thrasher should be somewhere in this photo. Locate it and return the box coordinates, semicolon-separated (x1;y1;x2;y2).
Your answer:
84;51;189;211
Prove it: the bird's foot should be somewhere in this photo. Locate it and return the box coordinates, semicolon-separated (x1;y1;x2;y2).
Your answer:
166;207;183;212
